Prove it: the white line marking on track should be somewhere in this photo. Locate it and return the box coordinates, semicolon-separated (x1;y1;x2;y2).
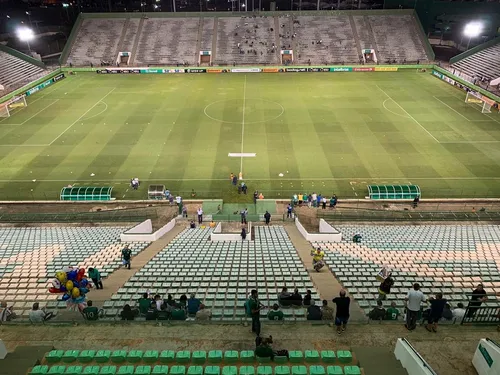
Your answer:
376;84;440;143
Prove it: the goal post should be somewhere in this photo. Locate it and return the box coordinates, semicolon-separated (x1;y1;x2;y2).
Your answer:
465;91;493;113
0;95;27;118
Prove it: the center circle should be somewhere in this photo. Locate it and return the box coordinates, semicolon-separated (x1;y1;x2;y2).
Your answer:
204;98;284;124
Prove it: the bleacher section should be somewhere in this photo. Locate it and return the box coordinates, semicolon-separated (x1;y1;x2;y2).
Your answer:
317;224;500;316
120;18;141;53
0;51;46;91
451;43;500;82
103;226;319;320
0;227;149;317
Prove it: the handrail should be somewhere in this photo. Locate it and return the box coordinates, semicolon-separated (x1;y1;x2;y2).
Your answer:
449;36;500;64
486;338;500;349
400;338;438;375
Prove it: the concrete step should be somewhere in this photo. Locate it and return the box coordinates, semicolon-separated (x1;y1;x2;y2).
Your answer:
352;347;408;375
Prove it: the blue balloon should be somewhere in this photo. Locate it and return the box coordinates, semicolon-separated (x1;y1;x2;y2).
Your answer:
60;286;67;293
67;270;78;281
80;279;88;288
61;294;71;301
72;280;80;288
79;287;89;295
74;296;85;304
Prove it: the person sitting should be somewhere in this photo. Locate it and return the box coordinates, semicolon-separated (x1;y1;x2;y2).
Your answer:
209;220;216;228
190;220;196;229
353;233;362;243
138;293;151;316
29;302;56;323
442;303;453;321
120;304;137;320
145;301;158;321
195;304;212;320
165;294;177;312
321;300;334;321
378;274;395;302
171;306;187;320
307;300;322;320
82;300;103;321
255;337;275;360
290;288;303;306
368;300;386;321
0;301;16;322
278;287;293;306
303;290;312;306
452;303;466;321
268;304;284;321
187;293;202;315
385;302;400;320
179;294;188;309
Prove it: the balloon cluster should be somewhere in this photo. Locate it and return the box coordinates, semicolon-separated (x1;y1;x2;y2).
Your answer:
48;267;92;310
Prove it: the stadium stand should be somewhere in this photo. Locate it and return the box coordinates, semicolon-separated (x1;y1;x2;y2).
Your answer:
200;17;215;52
352;16;377;56
120;18;141;54
316;224;500;316
0;50;46;92
0;227;149;318
103;226;320;320
451;42;500;83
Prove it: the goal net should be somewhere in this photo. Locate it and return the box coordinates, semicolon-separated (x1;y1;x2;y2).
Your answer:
0;95;27;118
465;91;493;114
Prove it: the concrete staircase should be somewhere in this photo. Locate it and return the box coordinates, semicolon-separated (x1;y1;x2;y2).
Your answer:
129;17;144;66
349;15;362;61
196;18;204;63
115;18;130;59
274;16;282;63
363;16;380;59
0;345;54;375
211;18;218;62
352;347;408;375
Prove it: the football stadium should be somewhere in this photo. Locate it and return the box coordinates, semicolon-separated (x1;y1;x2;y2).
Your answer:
0;3;500;375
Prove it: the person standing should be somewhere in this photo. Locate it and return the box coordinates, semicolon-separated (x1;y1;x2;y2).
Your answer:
378;274;394;302
253;191;258;204
241;227;247;240
122;245;132;270
230;173;234;184
311;192;317;207
88;267;103;289
405;283;426;331
249;289;262;336
264;211;271;225
467;284;487;318
197;207;203;224
322;197;327;209
287;204;293;218
241;209;247;224
426;293;447;332
332;290;350;335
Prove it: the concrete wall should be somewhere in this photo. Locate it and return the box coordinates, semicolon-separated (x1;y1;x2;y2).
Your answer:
120;218;176;241
295;218;342;242
125;219;153;234
472;339;500;375
394;338;436;375
210;222;249;242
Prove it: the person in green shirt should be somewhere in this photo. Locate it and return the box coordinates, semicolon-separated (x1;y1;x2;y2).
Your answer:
82;300;100;321
267;304;284;321
171;307;187;321
122;245;132;269
249;290;262;336
385;302;400;320
138;293;151;315
88;267;103;289
255;338;275;360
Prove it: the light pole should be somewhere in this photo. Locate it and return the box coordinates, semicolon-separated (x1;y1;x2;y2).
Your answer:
26;11;32;28
17;27;35;54
463;21;483;50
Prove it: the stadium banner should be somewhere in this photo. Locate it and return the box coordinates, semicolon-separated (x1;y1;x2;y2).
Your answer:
432;70;443;79
207;69;229;73
285;68;308;72
374;67;398;72
262;68;280;73
308;68;330;72
187;68;207;73
25;73;65;97
353;67;375;72
231;68;261;73
329;67;352;72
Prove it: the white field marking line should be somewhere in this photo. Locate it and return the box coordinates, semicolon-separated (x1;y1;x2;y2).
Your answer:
440;140;500;144
376;85;440;143
382;98;410;119
433;96;471;121
49;88;116;145
240;75;247;174
80;102;108;122
17;99;60;126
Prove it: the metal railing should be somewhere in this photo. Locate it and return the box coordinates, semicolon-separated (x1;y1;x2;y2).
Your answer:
461;293;500;325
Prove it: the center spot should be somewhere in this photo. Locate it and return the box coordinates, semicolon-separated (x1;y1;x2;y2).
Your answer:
204;98;284;124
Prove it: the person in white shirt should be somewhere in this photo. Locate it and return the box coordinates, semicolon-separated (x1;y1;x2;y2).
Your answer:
0;301;16;322
197;207;203;224
405;283;426;331
29;302;55;323
452;303;466;322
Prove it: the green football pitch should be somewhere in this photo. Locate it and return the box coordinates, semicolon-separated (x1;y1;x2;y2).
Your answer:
1;70;500;201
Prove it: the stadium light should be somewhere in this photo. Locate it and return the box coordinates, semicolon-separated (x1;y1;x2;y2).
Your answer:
17;27;34;53
463;22;483;50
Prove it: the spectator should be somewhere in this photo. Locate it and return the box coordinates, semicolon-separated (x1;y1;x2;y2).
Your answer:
378;274;394;302
187;293;201;315
291;288;303;306
253;191;258;204
122;245;132;269
190;220;196;229
332;290;350;335
145;301;158;321
316;194;322;207
405;283;426;331
368;300;386;321
385;302;400;321
264;211;271;225
322;197;327;209
171;306;187;320
0;301;16;322
307;300;322;320
138;293;151;315
467;284;487;318
303;290;312;306
255;337;275;360
312;192;317;207
88;267;103;290
182;206;188;218
82;300;102;321
209;220;216;228
268;304;284;321
353;233;362;243
453;303;466;321
197;207;203;224
287;204;293;218
321;300;334;321
179;294;188;309
154;294;163;311
120;304;137;320
279;287;293;304
165;294;177;311
29;302;55;323
442;303;453;321
249;289;262;336
195;304;212;320
426;293;447;332
241;209;248;224
241;227;247;240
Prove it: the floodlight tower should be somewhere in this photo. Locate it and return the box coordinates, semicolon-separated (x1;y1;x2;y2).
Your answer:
17;27;34;54
463;22;483;50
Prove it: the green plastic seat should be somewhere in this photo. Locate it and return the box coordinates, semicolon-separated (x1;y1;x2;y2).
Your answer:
187;367;203;375
170;366;186;375
65;366;84;374
326;367;343;375
309;366;325;375
127;350;144;363
152;366;169;375
274;357;288;364
160;351;175;364
63;351;80;363
291;367;307;375
30;365;49;375
99;366;117;375
257;367;272;375
176;351;191;364
204;366;220;375
289;352;303;363
48;366;66;375
208;351;222;364
222;367;237;375
305;351;320;364
343;368;360;375
95;350;112;363
320;352;335;364
240;351;254;363
192;351;207;364
79;351;96;363
111;351;128;364
223;351;238;363
239;367;255;375
144;351;159;364
336;352;352;365
83;367;100;375
46;350;65;364
256;357;271;364
135;366;152;375
117;366;134;375
275;366;290;375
